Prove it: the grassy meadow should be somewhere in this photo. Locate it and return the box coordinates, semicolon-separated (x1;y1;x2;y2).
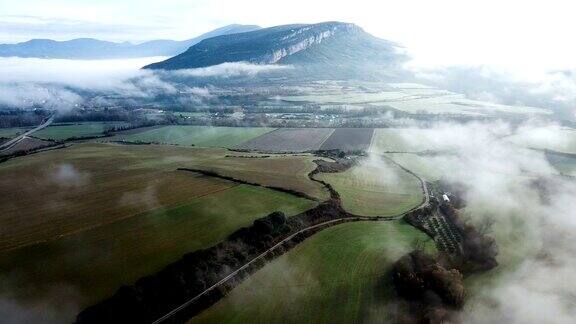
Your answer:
370;128;450;153
0;142;327;250
190;154;330;201
0;142;323;319
316;158;423;216
0;185;314;313
0;127;31;139
34;122;129;141
385;153;446;181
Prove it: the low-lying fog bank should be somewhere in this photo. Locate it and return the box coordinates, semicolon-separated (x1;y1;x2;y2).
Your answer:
373;121;576;323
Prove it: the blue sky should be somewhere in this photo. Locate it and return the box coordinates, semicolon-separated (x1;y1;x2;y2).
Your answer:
1;0;575;70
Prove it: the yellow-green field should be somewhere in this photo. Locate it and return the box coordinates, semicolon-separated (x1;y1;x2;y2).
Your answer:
191;221;436;323
0;185;314;312
109;125;275;148
190;154;330;200
0;142;321;318
316;158;423;216
0;127;31;138
34;122;129;141
0;143;327;250
385;153;446;181
370;128;448;153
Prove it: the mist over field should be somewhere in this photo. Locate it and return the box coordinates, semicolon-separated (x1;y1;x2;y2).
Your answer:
2;57;576;323
409;64;576;119
0;57;288;111
1;54;574;123
371;120;576;323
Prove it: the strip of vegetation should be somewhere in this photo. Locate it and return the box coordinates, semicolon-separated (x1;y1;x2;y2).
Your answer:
224;155;270;158
178;168;319;202
76;196;351;323
76;156;359;323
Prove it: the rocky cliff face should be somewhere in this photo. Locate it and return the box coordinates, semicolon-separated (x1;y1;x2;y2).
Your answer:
144;22;407;71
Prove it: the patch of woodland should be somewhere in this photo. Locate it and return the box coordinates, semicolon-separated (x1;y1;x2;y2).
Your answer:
391;250;466;324
439;203;498;273
394;192;498;323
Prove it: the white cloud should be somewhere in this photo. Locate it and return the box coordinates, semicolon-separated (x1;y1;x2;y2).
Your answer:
0;56;191;109
172;62;291;78
0;56;163;89
380;121;576;323
408;64;576;118
0;83;83;109
48;164;91;188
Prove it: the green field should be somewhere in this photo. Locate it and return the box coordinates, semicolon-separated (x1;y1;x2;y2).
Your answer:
316;158;423;216
0;143;236;250
385;153;446;181
0;185;314;315
0;142;318;319
0;142;327;250
191;221;436;323
278;91;416;104
370;128;450;153
110;125;275;148
191;154;330;201
0;127;30;138
0;127;31;138
278;85;549;117
34;122;129;141
384;94;549;116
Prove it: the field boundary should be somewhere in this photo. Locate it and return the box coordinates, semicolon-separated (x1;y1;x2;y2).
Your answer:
177;168;320;202
316;128;336;148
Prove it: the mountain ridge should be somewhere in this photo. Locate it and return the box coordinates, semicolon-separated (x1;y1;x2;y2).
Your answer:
0;24;262;59
144;22;407;72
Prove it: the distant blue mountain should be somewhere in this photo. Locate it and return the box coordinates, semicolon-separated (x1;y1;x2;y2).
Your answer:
0;24;261;59
144;22;407;71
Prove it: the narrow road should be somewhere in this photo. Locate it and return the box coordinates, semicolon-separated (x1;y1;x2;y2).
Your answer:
152;156;431;324
0;115;54;152
152;217;357;324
